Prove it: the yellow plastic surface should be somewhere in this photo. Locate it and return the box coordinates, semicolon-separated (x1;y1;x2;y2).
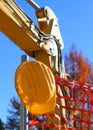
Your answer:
15;60;56;115
0;0;40;55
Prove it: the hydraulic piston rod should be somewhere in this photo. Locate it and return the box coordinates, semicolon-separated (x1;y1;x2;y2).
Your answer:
26;0;40;10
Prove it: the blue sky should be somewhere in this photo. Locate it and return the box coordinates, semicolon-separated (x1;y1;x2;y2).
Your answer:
0;0;93;123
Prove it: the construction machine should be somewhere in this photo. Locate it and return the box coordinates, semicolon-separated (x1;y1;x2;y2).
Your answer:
0;0;64;75
0;0;70;129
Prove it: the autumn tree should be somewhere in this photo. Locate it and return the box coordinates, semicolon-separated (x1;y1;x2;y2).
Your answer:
64;45;93;83
5;97;20;130
64;44;93;129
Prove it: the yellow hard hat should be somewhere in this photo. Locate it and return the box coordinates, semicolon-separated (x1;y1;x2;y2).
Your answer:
15;60;56;115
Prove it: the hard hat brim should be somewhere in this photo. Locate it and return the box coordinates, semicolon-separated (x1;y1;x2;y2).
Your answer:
26;89;56;115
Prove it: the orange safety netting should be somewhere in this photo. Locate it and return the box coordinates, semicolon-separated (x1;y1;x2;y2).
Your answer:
28;76;93;130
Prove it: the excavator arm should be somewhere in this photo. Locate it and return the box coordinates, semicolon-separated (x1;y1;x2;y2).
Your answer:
0;0;64;75
0;0;40;52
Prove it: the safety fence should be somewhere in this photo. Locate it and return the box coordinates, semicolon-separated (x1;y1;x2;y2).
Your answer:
28;76;93;130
